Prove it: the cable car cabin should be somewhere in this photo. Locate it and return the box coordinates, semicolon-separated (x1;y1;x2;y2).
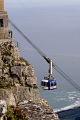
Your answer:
41;79;57;90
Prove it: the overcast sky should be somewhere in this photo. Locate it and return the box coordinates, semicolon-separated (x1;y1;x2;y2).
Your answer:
5;0;80;9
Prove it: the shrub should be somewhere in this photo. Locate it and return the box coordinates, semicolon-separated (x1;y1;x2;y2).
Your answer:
19;57;29;66
7;106;26;120
33;84;38;89
3;50;12;56
7;106;14;120
14;108;26;120
0;77;13;89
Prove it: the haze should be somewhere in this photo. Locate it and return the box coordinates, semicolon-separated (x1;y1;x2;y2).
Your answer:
5;0;80;8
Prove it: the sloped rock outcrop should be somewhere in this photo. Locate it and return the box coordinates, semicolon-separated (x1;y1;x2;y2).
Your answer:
0;39;59;120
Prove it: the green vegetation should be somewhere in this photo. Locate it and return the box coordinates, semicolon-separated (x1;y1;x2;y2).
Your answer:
25;74;30;78
3;50;12;56
7;106;26;120
12;57;30;66
2;64;7;70
33;84;38;89
7;106;14;120
0;77;13;89
19;57;30;66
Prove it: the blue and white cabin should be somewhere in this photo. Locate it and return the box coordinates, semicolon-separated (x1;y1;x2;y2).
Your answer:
41;79;57;90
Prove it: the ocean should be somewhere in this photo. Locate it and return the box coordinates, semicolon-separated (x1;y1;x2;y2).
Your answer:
6;4;80;110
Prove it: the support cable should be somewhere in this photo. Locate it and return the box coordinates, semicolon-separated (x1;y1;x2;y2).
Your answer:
8;18;49;62
53;64;80;91
8;18;80;91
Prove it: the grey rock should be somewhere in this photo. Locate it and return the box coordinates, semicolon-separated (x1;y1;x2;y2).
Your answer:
0;28;59;120
0;100;7;120
17;100;59;120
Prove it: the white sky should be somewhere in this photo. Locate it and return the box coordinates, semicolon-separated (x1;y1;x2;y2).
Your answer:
5;0;80;8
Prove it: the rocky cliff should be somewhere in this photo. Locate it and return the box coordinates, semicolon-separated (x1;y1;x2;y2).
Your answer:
0;1;60;119
0;39;59;120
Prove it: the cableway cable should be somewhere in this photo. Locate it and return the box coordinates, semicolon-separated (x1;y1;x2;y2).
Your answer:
8;18;50;62
8;18;80;91
53;64;80;91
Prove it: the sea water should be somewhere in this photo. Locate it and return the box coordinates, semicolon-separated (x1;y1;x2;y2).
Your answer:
6;4;80;110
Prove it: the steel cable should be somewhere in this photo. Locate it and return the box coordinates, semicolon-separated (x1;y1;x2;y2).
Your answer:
9;18;80;91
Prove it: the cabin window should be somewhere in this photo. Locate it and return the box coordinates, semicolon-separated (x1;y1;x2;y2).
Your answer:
44;82;46;86
51;82;53;86
45;82;47;87
50;81;56;86
54;82;56;86
41;81;47;86
0;19;4;27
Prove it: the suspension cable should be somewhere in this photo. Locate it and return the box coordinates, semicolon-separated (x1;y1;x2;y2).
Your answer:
8;18;80;91
53;63;80;91
8;19;45;57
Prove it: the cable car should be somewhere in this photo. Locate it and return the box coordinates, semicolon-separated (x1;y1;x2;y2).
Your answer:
41;59;57;90
41;79;57;90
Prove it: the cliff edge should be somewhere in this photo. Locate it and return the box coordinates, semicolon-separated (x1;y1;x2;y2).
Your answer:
0;38;59;120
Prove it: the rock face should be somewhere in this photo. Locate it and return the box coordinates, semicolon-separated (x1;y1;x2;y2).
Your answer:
0;39;59;120
17;100;59;120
